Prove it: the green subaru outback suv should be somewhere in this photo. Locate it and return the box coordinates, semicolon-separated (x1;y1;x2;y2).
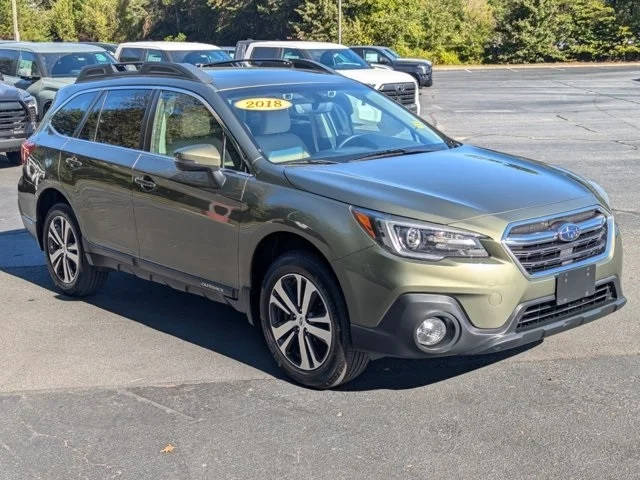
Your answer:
17;62;625;388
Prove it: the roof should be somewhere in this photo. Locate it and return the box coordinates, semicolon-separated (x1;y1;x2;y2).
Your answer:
118;41;221;51
203;67;352;91
2;42;107;53
246;41;347;50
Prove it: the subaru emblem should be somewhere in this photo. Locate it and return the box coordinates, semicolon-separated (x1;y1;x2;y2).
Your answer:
557;223;581;242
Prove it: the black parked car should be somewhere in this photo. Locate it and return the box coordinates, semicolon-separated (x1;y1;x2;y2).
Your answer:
351;46;433;87
0;76;37;164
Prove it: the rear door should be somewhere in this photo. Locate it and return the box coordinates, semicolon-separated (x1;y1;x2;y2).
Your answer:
131;89;248;293
59;88;153;256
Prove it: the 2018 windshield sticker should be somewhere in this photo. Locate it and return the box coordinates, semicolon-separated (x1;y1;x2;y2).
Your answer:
234;98;292;111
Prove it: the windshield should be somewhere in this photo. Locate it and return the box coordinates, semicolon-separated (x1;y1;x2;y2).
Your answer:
307;49;369;70
170;49;231;64
220;81;448;164
383;48;400;59
43;51;115;77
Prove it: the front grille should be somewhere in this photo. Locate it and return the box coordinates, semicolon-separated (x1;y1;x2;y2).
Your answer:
379;82;415;106
504;209;608;275
0;101;29;139
516;282;616;331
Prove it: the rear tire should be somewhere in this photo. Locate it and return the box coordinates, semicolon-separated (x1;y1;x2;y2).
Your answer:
43;203;108;297
5;151;20;165
260;251;369;389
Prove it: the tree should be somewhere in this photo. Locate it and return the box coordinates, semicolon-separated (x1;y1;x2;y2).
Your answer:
49;0;77;40
490;0;567;63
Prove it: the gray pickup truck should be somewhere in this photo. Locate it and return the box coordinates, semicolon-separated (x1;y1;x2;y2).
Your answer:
0;76;37;164
351;46;433;87
0;42;115;119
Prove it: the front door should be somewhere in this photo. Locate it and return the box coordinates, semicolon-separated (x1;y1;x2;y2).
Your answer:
131;89;247;293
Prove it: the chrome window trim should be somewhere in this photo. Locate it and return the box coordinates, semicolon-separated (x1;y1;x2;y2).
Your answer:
45;84;254;175
501;205;614;279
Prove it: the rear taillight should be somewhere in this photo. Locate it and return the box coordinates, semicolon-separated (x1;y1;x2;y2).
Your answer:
21;140;35;165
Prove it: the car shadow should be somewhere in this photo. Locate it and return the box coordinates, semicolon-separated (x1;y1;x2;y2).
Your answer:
1;228;539;391
0;154;19;169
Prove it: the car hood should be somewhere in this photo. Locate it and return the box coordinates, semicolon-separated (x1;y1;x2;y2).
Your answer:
338;68;417;88
283;145;595;225
42;77;76;89
396;58;431;67
0;82;23;101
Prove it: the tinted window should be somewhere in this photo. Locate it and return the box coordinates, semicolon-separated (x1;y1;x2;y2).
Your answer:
146;50;167;62
0;49;18;75
94;89;152;149
17;51;41;78
169;50;231;64
51;92;97;137
283;48;302;60
119;48;144;62
150;91;243;170
43;51;114;77
78;93;104;142
251;47;279;59
307;48;369;70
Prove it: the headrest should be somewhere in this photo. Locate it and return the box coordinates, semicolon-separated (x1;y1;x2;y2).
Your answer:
260;109;291;135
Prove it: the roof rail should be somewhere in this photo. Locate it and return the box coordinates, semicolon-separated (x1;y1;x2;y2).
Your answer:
199;58;335;74
76;62;213;84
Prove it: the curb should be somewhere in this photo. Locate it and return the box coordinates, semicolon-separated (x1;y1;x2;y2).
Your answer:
435;62;640;71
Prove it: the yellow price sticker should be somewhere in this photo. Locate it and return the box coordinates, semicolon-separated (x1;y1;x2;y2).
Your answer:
234;98;292;111
412;120;426;129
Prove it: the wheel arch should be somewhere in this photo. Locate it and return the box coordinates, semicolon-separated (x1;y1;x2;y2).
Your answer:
35;187;72;249
246;229;350;330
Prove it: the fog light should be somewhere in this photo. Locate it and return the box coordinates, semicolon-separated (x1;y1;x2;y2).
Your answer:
416;317;447;346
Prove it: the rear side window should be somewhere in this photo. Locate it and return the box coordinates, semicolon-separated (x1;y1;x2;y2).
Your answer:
94;89;152;149
251;47;280;59
119;48;144;62
0;49;18;75
50;92;97;137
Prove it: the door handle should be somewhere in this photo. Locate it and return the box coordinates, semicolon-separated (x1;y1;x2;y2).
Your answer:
65;156;82;169
134;175;157;191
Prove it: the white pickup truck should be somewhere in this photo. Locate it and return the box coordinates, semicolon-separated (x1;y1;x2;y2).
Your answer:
235;40;420;115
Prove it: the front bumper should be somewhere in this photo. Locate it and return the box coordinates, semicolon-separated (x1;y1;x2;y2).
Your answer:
415;72;432;86
0;137;25;153
351;276;626;359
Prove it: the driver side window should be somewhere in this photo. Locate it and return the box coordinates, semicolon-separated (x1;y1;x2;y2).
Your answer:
150;91;244;171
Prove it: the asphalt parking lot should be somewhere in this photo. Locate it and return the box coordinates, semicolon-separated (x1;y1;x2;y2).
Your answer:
1;65;639;479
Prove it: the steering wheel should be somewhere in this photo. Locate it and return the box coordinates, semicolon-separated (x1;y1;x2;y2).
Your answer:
337;133;377;149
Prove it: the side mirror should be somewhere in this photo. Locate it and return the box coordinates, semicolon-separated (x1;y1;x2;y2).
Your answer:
174;143;226;187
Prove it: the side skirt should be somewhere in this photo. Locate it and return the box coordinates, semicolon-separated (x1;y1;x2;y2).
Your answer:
83;240;248;314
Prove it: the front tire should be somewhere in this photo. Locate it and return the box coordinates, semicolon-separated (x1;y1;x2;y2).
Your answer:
43;203;108;296
260;252;369;389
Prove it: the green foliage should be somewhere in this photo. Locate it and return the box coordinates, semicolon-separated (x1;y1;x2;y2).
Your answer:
165;32;187;41
50;0;77;41
0;0;637;64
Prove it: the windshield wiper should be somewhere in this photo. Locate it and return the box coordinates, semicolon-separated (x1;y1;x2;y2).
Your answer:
350;147;437;162
281;158;338;165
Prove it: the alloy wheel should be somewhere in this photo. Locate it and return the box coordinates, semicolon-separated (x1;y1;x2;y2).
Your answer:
268;273;332;371
47;216;79;284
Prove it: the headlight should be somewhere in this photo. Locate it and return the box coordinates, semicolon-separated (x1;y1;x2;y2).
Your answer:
588;179;610;208
19;91;38;116
417;65;427;74
352;208;488;260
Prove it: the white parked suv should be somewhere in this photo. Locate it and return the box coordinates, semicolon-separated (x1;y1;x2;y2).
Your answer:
115;41;231;65
235;41;420;114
